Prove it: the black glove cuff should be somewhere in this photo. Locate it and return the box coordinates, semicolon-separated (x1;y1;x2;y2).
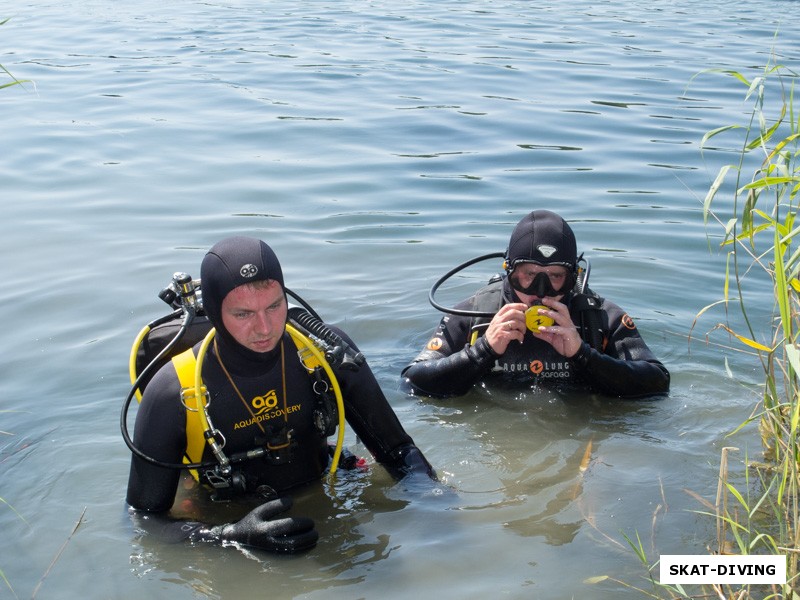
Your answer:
571;341;591;370
468;335;499;364
187;522;223;544
390;443;438;481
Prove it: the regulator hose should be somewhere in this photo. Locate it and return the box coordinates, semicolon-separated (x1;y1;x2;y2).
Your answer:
287;307;365;369
121;306;220;470
428;252;590;319
122;311;347;473
284;324;346;473
428;251;506;318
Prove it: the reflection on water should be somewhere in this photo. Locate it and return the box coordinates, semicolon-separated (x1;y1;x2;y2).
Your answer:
427;385;665;548
0;0;795;598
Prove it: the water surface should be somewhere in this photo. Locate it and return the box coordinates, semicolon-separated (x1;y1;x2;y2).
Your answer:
1;1;797;598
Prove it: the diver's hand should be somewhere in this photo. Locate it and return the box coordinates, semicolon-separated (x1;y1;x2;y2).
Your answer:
396;443;438;481
532;296;582;357
202;497;318;553
484;302;527;354
387;444;460;503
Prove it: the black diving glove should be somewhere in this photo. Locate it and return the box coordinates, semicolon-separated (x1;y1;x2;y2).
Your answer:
390;443;438;481
196;496;318;553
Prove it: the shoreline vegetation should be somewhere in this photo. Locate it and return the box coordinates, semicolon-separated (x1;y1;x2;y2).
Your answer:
700;59;800;599
695;57;799;598
1;19;28;92
597;54;800;599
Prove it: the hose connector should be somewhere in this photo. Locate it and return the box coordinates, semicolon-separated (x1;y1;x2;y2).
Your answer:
287;307;365;370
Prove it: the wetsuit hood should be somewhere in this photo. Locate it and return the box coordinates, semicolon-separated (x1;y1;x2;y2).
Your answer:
505;210;577;271
200;236;286;366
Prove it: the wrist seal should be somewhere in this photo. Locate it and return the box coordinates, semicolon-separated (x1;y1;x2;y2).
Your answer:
571;341;591;370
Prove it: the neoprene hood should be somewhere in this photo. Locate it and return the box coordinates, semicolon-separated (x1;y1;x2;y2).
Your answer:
201;236;285;331
505;210;577;271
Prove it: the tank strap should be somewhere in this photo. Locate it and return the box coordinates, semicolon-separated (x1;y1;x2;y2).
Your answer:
170;333;340;478
468;280;505;345
171;349;206;477
570;290;607;351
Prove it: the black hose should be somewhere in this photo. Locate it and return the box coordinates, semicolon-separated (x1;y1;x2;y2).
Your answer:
287;307;365;368
428;252;506;318
428;253;591;319
120;308;218;470
286;288;323;321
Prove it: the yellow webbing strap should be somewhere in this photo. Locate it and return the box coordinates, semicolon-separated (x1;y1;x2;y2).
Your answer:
172;328;345;478
172;348;206;479
286;324;346;474
129;324;151;402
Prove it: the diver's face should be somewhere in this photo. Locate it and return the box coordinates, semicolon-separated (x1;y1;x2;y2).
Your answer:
221;281;287;353
510;263;569;304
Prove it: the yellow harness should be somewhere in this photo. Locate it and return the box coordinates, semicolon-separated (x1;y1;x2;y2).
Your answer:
141;324;345;479
171;348;207;478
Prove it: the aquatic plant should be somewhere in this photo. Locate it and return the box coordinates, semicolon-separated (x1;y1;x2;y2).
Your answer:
1;18;28;92
698;56;800;597
589;51;800;600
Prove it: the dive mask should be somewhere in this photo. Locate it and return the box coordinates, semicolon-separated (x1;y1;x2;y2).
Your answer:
510;270;564;298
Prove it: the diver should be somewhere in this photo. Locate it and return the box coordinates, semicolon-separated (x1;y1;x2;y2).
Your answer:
402;210;670;398
125;236;437;554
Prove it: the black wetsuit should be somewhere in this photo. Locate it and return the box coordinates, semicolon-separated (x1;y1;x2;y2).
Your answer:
127;326;425;512
127;236;433;514
402;277;670;399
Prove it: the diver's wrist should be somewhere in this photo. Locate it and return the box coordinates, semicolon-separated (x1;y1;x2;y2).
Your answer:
571;341;591;369
475;335;499;359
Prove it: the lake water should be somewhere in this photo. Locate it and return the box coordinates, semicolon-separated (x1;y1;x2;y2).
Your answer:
1;0;797;598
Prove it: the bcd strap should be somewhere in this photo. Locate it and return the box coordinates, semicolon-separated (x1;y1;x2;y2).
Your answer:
293;336;340;438
172;348;207;480
170;335;340;480
310;366;337;438
570;292;607;351
468;280;504;345
137;315;213;391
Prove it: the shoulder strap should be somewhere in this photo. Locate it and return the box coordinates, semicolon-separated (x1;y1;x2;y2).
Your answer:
570;289;607;351
171;333;341;478
171;349;206;474
471;279;505;317
468;280;505;345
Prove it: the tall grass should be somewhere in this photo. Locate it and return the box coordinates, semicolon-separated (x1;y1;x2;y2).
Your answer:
1;18;28;92
0;65;26;89
590;53;800;600
698;56;800;597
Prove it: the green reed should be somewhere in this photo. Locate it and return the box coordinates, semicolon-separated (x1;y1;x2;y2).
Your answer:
682;57;798;597
1;18;29;92
699;57;800;596
590;54;800;599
